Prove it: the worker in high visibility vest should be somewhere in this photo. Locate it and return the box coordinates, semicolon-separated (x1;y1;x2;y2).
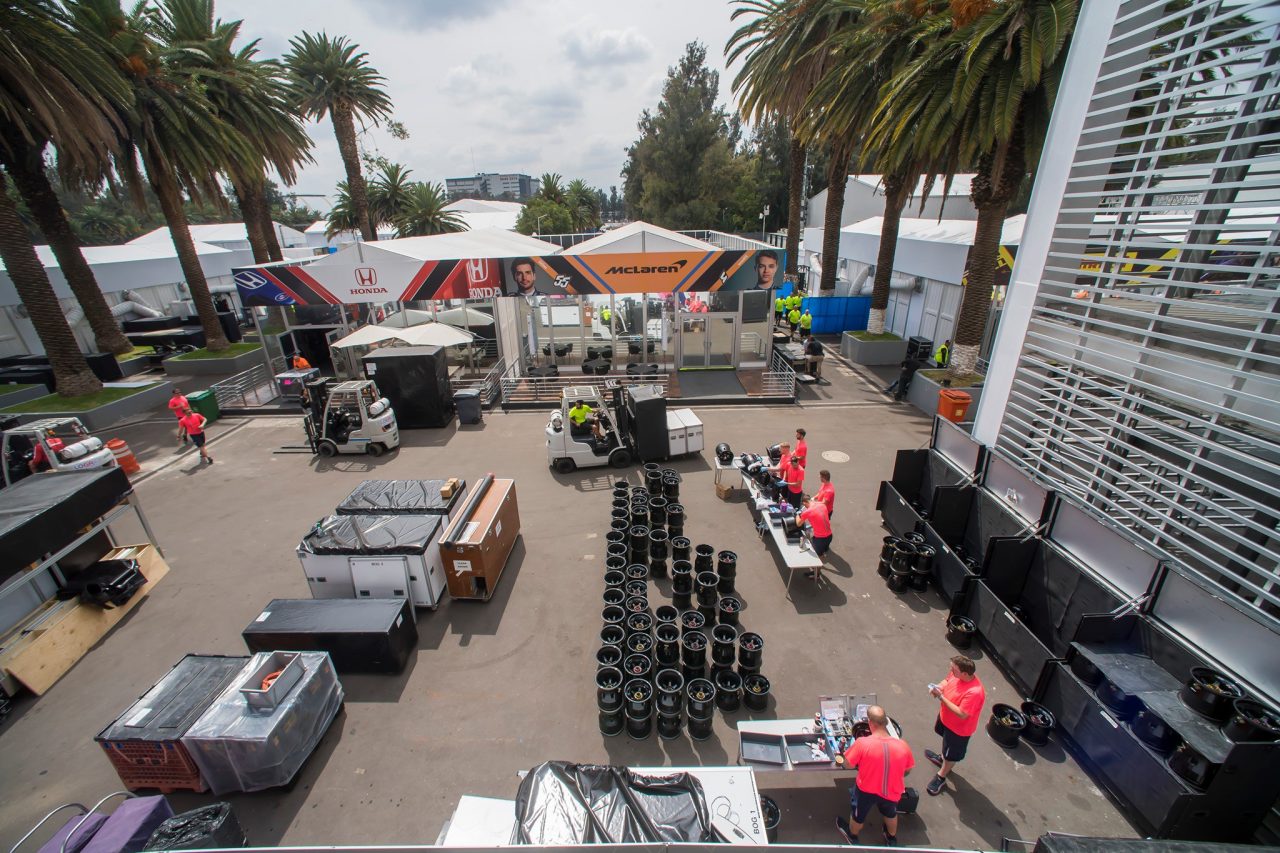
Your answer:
934;339;951;367
799;309;812;336
787;306;802;339
787;293;802;312
774;296;786;326
601;306;611;328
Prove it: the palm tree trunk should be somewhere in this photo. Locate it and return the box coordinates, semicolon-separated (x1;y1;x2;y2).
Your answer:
331;103;376;242
258;191;284;262
0;134;133;356
230;174;271;264
818;146;850;293
145;159;230;352
785;135;805;277
867;170;912;335
0;173;101;396
951;137;1025;377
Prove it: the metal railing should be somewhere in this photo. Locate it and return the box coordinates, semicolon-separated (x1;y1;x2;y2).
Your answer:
209;362;279;408
761;349;797;398
500;365;670;406
679;230;776;251
451;357;507;407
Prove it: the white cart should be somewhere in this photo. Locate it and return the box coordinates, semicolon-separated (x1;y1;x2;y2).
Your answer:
296;514;447;611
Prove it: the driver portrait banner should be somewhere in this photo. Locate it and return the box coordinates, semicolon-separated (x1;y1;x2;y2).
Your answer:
234;249;785;306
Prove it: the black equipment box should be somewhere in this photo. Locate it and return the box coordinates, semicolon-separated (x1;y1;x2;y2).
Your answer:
61;558;146;608
242;598;417;674
907;335;933;360
97;654;249;744
618;384;669;462
122;317;184;333
362;346;453;428
0;468;132;582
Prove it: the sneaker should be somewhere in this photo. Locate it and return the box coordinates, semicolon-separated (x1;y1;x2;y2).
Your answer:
882;831;898;847
925;749;943;768
835;817;858;845
926;774;946;796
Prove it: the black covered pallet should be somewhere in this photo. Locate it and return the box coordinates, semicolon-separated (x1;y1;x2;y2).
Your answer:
242;598;417;674
335;479;465;517
0;468;132;582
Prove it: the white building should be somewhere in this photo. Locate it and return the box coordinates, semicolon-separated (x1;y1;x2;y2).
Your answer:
806;173;977;229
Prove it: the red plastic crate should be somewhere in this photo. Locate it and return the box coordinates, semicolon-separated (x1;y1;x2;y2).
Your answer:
98;740;206;793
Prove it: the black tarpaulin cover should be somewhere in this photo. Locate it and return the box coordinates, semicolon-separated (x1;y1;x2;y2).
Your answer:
0;468;131;580
335;479;462;515
514;761;726;845
298;514;441;555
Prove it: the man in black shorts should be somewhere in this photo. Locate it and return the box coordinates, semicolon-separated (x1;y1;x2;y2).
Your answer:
837;705;914;846
926;655;986;795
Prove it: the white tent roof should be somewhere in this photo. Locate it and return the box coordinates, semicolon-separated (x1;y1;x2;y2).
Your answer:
444;199;523;214
332;322;474;349
129;221;308;247
0;241;232;272
357;227;558;261
842;215;1027;246
849;174;977;199
562;221;718;254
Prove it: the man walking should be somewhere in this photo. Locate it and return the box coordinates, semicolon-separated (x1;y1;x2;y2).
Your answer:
178;408;214;465
803;335;824;379
774;294;786;326
168;387;190;446
925;655;986;796
787;305;801;339
837;705;914;846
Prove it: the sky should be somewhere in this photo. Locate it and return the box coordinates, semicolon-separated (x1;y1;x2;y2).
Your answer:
217;0;748;211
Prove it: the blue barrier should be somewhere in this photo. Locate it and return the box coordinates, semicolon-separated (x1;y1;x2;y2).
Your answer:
800;296;871;335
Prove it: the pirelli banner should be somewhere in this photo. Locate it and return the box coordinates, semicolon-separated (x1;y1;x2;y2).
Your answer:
233;249;785;306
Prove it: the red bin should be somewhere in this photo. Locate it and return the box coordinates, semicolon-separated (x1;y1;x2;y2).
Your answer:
937;389;972;423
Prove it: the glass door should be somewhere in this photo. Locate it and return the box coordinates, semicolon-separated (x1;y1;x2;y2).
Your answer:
679;312;737;370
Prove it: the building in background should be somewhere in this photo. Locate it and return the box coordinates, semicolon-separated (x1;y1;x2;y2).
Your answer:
975;0;1278;717
445;172;534;201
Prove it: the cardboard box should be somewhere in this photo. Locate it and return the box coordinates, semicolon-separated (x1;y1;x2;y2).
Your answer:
441;479;520;601
716;483;734;500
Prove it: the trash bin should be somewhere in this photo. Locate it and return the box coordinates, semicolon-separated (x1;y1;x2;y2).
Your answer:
187;389;220;424
454;389;482;425
937;389;972;423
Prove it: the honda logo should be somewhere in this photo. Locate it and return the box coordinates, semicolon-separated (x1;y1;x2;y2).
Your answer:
354;267;378;287
235;270;270;290
465;258;490;284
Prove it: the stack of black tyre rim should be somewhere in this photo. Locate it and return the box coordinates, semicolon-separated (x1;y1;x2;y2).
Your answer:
598;468;772;740
879;533;934;593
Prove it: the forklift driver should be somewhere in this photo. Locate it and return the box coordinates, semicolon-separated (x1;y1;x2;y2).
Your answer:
568;400;604;442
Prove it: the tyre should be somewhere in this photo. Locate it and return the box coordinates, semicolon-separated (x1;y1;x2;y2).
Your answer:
553;458;576;473
608;448;633;468
367;442;385;457
317;440;338;458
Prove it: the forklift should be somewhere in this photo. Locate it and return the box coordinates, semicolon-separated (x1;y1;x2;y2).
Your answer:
1;417;117;487
545;386;633;473
302;378;400;458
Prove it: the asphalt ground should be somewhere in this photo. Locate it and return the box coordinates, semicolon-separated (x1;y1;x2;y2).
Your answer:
0;347;1138;849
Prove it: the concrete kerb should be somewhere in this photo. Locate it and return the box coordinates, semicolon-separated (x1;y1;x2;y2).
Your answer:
0;385;49;408
841;332;909;365
163;347;263;376
6;380;173;431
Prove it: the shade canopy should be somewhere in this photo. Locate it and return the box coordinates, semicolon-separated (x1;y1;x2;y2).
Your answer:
432;306;495;327
379;309;437;328
331;322;474;349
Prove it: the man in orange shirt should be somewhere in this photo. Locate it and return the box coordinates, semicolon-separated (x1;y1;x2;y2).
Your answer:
792;428;808;469
292;353;312;370
768;441;791;477
783;457;804;506
178;408;213;465
925;655;986;796
815;469;835;518
837;705;914;846
168;387;190;446
798;494;831;581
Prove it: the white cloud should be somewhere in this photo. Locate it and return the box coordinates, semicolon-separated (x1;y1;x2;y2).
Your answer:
564;28;653;69
359;0;511;31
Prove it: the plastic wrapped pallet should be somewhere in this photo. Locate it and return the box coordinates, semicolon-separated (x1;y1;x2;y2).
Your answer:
180;651;343;795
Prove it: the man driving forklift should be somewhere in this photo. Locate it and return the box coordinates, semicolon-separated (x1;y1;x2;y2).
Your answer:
568;399;605;442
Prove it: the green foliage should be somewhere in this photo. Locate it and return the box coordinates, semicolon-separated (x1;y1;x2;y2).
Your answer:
515;197;574;235
2;383;161;413
395;182;465;237
170;342;261;360
325;181;360;238
624;42;764;230
284;31;393;126
369;161;416;226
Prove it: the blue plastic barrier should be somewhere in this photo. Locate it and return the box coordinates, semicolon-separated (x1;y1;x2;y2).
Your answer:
800;296;871;334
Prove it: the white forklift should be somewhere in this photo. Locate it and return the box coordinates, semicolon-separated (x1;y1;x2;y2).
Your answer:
545;384;703;473
303;379;400;458
1;417;117;487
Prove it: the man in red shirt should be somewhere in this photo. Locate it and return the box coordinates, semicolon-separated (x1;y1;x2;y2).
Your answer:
783;458;804;505
168;387;189;446
769;441;792;477
798;494;831;581
815;469;835;518
792;428;808;468
837;705;914;846
177;409;213;465
925;655;986;796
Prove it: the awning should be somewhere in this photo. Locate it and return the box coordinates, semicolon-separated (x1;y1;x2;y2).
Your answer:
331;322;474;349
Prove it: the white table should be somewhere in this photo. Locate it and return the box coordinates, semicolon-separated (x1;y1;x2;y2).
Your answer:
738;470;822;594
737;695;895;774
440;766;766;845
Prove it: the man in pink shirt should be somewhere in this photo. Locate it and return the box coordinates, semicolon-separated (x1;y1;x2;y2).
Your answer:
177;409;213;465
838;705;914;846
815;469;835;518
168;387;190;446
783;458;804;505
769;441;791;478
798;494;831;581
926;655;986;796
792;428;808;468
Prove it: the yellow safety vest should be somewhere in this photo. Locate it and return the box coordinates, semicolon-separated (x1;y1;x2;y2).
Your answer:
800;313;812;330
568;404;592;425
775;297;785;313
788;309;801;324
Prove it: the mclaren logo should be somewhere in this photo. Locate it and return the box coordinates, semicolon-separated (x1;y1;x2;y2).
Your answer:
603;259;688;275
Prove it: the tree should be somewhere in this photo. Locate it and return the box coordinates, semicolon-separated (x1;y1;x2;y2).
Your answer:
566;179;601;232
71;0;263;353
0;175;101;395
623;42;743;229
0;0;134;357
869;0;1077;375
325;181;359;238
515;197;573;236
536;173;566;206
286;32;392;243
369;162;414;231
394;182;465;237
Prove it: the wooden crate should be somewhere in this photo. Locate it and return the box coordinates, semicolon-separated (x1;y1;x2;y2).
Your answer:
441;479;520;601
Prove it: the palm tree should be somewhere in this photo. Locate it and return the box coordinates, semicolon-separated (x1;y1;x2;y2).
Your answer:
369;162;415;233
285;32;392;243
728;0;856;293
394;182;465;237
870;0;1076;376
325;181;359;239
0;176;101;395
71;0;261;353
537;173;566;205
802;0;952;333
566;179;600;232
0;0;134;357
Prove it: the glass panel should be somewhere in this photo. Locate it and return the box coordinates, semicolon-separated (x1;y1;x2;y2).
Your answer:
680;316;708;369
707;315;736;368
